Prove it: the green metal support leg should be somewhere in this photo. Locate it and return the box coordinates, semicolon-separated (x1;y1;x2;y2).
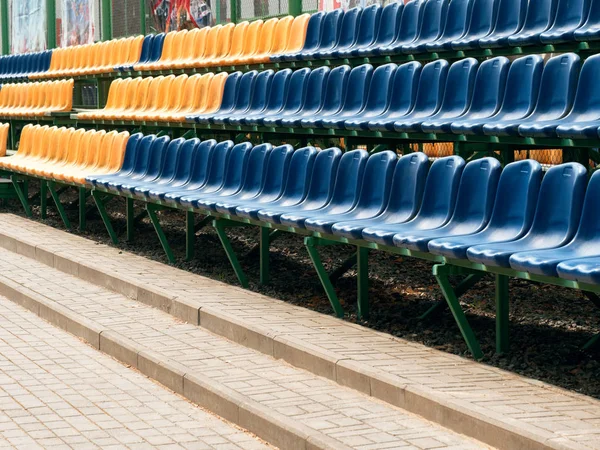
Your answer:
40;180;47;219
91;190;118;244
10;175;32;217
186;211;195;261
419;272;485;319
495;274;510;354
259;227;270;285
433;264;483;359
146;204;175;264
47;181;71;229
213;219;249;288
357;247;369;319
78;187;87;231
126;197;134;242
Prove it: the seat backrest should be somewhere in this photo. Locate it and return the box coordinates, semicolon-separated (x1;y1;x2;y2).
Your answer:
176;74;202;112
497;55;544;117
269;16;295;54
246;69;275;113
138;35;154;64
149;33;166;62
392;0;425;45
414;0;449;43
226;21;249;59
355;150;397;212
256;145;295;198
335;7;362;49
299;66;330;113
436;0;473;43
231;70;258;113
530;53;580;119
117;132;143;175
203;72;229;113
239;144;273;194
107;131;131;171
303;148;343;205
490;0;528;37
133;135;169;177
448;158;501;228
567;52;600;116
145;135;176;180
281;68;310;113
437;58;479;117
384;152;429;222
519;0;558;33
241;19;263;57
339;64;373;113
363;63;397;113
579;0;600;30
354;4;382;48
215;23;236;58
264;68;293;112
216;72;243;113
285;14;311;54
387;61;422;115
158;31;177;62
328;150;369;210
573;169;600;240
220;142;253;191
168;30;188;62
127;76;153;112
413;156;466;222
299;12;325;53
256;18;279;54
279;146;318;203
157;138;187;181
462;0;500;39
319;65;351;115
190;27;209;60
527;163;587;241
126;134;156;176
188;139;218;186
317;9;344;51
464;56;510;116
410;59;449;116
545;0;590;35
164;74;188;111
201;25;222;60
373;2;403;47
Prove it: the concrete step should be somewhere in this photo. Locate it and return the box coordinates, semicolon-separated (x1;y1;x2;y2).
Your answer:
0;242;488;450
0;213;599;450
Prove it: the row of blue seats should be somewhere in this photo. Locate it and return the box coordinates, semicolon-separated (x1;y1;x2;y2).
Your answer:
116;33;166;72
0;51;52;80
86;133;600;284
272;0;600;62
186;53;600;140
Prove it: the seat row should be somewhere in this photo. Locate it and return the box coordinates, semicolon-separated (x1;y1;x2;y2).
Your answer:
0;79;73;117
30;36;145;79
83;133;600;285
273;0;600;63
76;73;227;122
0;51;52;81
0;124;129;184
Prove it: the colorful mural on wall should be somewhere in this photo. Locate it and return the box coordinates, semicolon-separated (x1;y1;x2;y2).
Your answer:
61;0;96;47
10;0;47;53
150;0;215;32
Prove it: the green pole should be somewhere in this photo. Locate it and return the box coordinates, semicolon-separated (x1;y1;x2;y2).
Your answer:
101;0;112;40
288;0;302;16
230;0;237;23
140;0;147;34
47;0;57;49
1;0;9;55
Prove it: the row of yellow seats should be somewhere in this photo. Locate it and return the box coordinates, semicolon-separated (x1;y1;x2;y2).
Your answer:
134;14;309;71
30;36;144;80
0;125;129;185
76;73;227;122
0;123;9;157
0;79;73;117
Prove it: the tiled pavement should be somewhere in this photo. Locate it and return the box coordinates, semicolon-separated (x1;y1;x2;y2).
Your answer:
0;214;598;449
0;296;271;450
0;245;487;450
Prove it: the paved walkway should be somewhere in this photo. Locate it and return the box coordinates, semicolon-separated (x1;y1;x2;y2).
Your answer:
0;295;270;450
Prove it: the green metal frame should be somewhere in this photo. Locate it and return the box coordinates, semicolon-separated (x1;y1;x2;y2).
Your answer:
1;0;8;55
47;0;57;49
102;0;112;41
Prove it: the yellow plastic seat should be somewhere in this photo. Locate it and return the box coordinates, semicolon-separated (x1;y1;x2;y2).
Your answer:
206;22;247;67
72;131;129;184
0;123;9;157
119;76;161;121
13;126;56;172
137;30;177;71
103;77;142;120
132;75;174;121
173;73;213;119
154;29;188;70
50;128;91;180
66;130;116;184
114;77;153;121
283;14;310;55
170;28;202;68
77;78;122;120
181;27;209;68
31;127;72;176
146;74;188;121
252;15;294;64
93;78;135;120
232;18;277;65
124;35;145;67
192;25;222;68
0;124;38;169
162;74;202;122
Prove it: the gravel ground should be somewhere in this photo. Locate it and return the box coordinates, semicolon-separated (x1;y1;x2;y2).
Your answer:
3;181;600;398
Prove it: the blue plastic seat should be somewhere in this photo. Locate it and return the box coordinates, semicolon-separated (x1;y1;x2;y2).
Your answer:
356;2;403;57
147;139;218;202
177;142;251;208
540;0;590;43
298;9;344;60
401;0;448;54
452;55;543;135
261;68;311;127
132;138;199;198
280;66;338;127
337;4;382;57
86;133;145;188
279;150;369;229
302;64;371;128
242;69;293;126
332;152;429;240
189;71;243;123
420;58;479;134
484;54;580;137
467;162;587;268
236;147;317;220
214;145;294;215
344;64;397;131
256;148;343;224
393;158;501;251
450;0;500;50
507;0;558;46
557;257;600;284
520;53;600;138
202;71;258;125
221;70;274;126
304;151;397;234
313;7;362;60
362;156;465;246
510;170;600;277
425;0;473;52
574;0;600;40
148;33;166;64
479;0;528;48
428;160;542;260
446;57;510;134
365;61;422;131
377;0;425;54
371;59;448;132
272;11;325;62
